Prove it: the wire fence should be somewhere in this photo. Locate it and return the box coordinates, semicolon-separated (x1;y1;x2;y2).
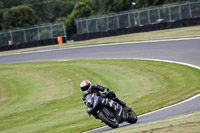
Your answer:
0;22;66;47
76;0;200;34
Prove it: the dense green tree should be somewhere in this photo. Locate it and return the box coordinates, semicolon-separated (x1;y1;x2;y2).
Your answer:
0;0;189;36
163;0;187;4
98;0;133;14
0;0;76;23
31;3;54;23
0;11;3;30
0;0;24;9
2;5;40;29
29;0;76;22
133;0;187;8
86;0;99;13
58;0;94;39
52;1;74;19
0;0;3;9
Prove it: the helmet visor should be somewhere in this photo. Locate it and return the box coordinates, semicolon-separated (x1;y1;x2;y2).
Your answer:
81;86;89;91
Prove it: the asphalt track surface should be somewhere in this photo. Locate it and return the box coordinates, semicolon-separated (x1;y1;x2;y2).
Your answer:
0;38;200;132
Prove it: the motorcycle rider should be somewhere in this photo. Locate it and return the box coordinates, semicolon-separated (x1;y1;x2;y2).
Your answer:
80;80;131;111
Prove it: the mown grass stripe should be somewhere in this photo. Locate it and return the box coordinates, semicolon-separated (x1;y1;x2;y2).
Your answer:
0;59;199;133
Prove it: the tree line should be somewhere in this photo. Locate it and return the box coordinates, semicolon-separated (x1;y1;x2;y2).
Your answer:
0;0;187;39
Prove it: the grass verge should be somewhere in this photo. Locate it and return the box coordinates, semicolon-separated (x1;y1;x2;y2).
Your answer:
106;111;200;133
0;59;199;133
0;25;200;56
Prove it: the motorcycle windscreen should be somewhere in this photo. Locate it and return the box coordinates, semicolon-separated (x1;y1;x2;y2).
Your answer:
85;93;101;113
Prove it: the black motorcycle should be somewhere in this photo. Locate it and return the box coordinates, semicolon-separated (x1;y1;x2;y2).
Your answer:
85;93;137;128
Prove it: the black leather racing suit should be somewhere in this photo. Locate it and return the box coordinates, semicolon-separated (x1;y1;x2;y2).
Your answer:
82;84;109;102
82;84;126;107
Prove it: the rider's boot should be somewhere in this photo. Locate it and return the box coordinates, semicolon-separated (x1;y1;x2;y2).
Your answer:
113;97;132;112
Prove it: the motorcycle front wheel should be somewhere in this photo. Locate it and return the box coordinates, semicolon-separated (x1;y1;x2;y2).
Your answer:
98;111;119;128
126;110;138;124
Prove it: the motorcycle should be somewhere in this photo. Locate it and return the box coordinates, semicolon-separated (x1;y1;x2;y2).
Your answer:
85;93;138;128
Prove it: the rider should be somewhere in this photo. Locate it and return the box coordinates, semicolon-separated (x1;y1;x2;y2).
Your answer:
80;80;131;111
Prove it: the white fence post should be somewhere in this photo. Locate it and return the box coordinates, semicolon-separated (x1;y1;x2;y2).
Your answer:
128;12;131;27
96;19;99;32
157;7;161;19
24;29;27;42
10;31;13;43
50;25;53;38
147;9;151;24
189;3;192;17
62;22;67;38
179;5;182;20
86;20;89;33
107;17;109;31
76;20;79;34
37;27;40;40
117;14;120;28
138;11;141;26
168;6;172;21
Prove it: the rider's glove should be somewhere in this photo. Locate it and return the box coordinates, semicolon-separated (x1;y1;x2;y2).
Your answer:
101;92;108;98
107;91;116;99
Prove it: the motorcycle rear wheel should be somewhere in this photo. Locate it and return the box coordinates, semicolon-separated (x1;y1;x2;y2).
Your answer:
98;111;119;128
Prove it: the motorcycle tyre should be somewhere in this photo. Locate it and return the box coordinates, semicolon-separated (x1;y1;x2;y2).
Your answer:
126;110;138;124
98;111;119;128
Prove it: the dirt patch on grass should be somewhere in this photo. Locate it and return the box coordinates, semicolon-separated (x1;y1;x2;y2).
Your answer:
44;80;56;101
0;85;7;101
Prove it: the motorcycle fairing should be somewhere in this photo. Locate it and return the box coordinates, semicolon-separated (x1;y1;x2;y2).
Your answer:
101;98;127;123
86;93;101;114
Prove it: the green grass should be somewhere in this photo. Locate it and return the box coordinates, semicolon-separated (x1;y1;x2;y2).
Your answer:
0;59;200;133
106;111;200;133
0;25;200;56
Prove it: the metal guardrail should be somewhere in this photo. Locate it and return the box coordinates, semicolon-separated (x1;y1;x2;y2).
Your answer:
75;0;200;34
0;21;66;46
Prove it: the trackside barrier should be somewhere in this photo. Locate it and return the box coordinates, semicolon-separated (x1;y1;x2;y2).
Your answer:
74;17;200;41
75;0;200;35
0;37;66;52
0;21;67;51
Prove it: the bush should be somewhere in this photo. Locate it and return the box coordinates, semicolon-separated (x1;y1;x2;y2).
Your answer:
2;5;40;29
59;1;94;39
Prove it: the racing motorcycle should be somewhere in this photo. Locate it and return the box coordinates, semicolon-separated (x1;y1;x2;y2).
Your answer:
85;93;137;128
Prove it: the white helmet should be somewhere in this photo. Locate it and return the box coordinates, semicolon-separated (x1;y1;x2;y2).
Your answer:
80;80;91;91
